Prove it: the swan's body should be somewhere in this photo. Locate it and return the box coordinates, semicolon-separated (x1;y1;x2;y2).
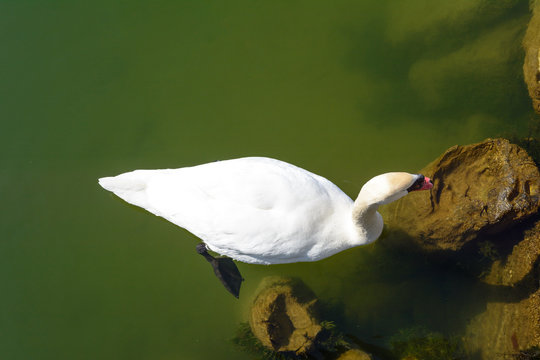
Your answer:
99;157;432;266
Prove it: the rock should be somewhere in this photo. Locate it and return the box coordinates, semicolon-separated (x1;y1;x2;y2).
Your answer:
464;218;540;359
465;289;540;359
337;348;373;360
381;138;540;252
523;1;540;113
249;277;322;355
484;219;540;286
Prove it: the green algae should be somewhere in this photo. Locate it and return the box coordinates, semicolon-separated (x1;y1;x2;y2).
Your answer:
511;346;540;359
389;327;465;360
232;320;353;360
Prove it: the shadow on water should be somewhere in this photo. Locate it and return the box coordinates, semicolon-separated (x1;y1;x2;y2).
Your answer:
230;199;540;360
311;218;540;360
342;0;531;130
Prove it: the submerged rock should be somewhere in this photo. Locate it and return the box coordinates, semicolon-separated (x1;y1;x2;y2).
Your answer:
387;0;522;46
408;17;525;111
464;218;540;359
381;138;540;252
523;1;540;113
381;138;540;360
465;288;540;359
246;277;376;358
249;277;322;355
337;349;373;360
484;219;540;286
389;327;465;360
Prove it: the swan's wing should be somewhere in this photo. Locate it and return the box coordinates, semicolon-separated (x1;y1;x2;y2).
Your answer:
101;157;353;263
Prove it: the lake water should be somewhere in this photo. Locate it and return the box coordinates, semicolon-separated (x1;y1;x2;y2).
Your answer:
1;1;535;359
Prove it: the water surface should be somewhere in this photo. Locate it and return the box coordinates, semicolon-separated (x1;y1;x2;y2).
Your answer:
1;1;534;359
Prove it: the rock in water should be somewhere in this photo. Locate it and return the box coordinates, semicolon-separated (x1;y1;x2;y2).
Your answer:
464;219;540;359
381;138;540;252
465;289;540;359
337;349;373;360
523;1;540;113
484;219;540;287
249;277;322;355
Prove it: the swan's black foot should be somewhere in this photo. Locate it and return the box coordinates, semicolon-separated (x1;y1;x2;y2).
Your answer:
196;243;244;298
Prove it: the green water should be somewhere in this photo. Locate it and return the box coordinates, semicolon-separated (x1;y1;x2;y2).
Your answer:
1;1;534;359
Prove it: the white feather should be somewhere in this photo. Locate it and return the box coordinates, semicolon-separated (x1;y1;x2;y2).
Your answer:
99;157;419;264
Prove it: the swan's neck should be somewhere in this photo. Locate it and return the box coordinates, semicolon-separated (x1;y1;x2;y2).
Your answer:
352;199;379;225
351;198;383;244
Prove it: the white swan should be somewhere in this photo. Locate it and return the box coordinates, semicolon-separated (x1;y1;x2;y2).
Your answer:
99;157;432;296
99;157;432;263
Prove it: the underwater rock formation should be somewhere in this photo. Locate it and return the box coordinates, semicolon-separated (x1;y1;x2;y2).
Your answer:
386;0;522;46
249;277;322;355
245;277;376;358
381;138;540;252
484;219;540;286
381;138;540;360
408;17;526;111
463;218;540;359
336;348;372;360
465;288;540;359
523;1;540;113
389;327;465;360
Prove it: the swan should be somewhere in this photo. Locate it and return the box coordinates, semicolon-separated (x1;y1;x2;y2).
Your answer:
99;157;433;297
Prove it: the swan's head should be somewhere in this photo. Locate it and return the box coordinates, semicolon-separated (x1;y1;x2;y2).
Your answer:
359;172;433;205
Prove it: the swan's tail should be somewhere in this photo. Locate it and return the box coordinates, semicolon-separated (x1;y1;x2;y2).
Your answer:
98;170;154;209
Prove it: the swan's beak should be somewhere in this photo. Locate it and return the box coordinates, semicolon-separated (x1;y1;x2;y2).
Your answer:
419;176;433;191
407;175;433;192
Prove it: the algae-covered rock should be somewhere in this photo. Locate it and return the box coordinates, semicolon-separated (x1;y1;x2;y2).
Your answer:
249;277;322;354
465;289;540;359
484;219;540;286
381;138;540;252
389;327;465;360
465;219;540;359
337;348;373;360
523;1;540;113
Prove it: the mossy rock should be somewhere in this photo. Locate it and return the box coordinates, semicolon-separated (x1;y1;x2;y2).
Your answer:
523;0;540;113
465;288;540;359
389;327;464;360
337;348;372;360
249;277;322;355
381;138;540;252
484;218;540;286
466;219;540;359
